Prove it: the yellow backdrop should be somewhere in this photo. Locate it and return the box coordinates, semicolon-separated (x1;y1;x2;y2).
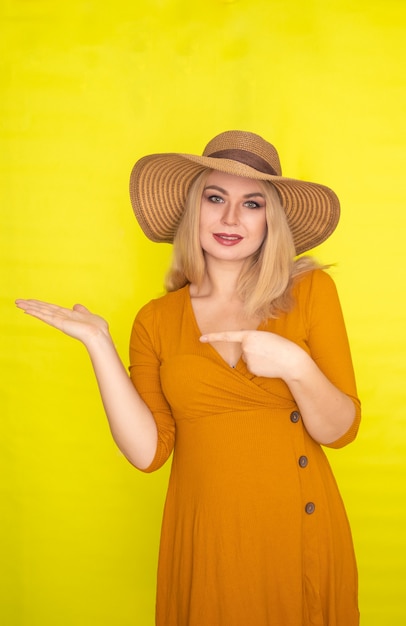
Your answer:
1;1;405;624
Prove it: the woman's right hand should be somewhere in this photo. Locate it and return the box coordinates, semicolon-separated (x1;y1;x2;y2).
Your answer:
15;299;110;346
16;298;159;469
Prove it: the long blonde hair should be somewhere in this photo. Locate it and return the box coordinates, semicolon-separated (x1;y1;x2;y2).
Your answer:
165;169;319;319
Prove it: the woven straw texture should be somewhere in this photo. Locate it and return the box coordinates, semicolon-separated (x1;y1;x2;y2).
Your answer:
129;131;340;255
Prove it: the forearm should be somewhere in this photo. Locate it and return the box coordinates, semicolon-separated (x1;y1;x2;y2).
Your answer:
85;330;158;470
284;351;356;445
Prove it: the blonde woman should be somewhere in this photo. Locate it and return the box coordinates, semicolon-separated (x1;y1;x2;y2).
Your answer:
17;131;361;625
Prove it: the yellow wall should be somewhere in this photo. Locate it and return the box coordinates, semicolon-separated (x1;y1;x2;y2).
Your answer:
1;1;405;624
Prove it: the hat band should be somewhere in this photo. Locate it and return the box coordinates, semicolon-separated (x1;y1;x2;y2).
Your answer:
208;149;278;176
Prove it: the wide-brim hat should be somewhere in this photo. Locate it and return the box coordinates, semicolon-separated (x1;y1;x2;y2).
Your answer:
129;130;340;255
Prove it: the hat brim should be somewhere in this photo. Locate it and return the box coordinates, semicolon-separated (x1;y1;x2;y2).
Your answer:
129;152;340;255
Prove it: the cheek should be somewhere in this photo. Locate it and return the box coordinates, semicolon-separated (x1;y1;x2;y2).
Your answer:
254;214;267;239
198;210;215;242
200;207;220;231
199;203;212;225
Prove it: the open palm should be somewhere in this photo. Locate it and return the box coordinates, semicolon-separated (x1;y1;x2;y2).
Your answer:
15;299;109;345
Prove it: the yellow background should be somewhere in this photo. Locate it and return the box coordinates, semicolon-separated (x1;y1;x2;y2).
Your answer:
1;1;405;624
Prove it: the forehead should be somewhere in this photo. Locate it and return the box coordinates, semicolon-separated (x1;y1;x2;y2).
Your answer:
205;170;264;194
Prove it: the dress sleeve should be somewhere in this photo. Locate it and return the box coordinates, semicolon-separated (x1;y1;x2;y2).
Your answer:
303;270;361;449
129;300;175;472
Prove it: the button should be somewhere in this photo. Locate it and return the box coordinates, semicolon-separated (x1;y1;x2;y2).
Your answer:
290;411;300;423
305;502;315;515
298;455;308;468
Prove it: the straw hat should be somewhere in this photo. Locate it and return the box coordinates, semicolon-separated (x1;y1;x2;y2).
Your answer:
129;130;340;255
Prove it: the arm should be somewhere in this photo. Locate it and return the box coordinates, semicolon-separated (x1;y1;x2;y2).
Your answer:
200;271;360;447
201;330;354;445
128;301;176;472
257;334;356;445
15;299;158;469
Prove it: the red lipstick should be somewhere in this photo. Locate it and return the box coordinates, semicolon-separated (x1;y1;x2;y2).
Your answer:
212;233;243;246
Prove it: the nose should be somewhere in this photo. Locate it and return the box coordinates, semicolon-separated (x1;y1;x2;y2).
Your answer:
221;203;239;226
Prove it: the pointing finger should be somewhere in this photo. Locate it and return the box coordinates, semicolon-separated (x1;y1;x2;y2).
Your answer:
200;331;247;344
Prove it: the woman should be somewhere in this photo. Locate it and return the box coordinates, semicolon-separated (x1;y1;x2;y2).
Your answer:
16;131;361;625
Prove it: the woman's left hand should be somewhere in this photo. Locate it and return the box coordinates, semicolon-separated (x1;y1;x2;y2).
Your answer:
201;329;356;445
200;330;304;381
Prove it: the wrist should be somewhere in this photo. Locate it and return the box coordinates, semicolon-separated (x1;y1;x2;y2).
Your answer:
282;347;313;385
84;325;114;352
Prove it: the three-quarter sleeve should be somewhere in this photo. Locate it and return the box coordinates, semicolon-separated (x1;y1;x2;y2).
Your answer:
129;301;176;472
302;270;361;448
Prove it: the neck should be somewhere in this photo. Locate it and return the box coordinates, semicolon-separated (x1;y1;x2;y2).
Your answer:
192;257;244;300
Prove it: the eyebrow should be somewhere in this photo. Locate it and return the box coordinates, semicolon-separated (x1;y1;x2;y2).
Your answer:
204;185;265;198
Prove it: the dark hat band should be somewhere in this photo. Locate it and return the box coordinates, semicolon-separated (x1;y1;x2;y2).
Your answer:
208;149;278;176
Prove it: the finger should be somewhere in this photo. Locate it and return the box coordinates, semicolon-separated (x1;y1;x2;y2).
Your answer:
15;299;63;314
73;303;90;314
15;300;77;325
16;299;73;314
200;331;247;344
16;298;54;308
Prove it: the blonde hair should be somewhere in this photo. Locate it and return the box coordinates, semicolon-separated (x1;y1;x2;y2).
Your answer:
165;169;319;319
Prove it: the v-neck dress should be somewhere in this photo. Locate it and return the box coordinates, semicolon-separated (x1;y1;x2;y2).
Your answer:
129;269;361;626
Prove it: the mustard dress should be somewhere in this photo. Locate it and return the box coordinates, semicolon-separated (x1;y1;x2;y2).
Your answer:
129;269;361;626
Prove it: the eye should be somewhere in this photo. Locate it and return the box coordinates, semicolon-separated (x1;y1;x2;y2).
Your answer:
244;200;263;209
207;195;224;204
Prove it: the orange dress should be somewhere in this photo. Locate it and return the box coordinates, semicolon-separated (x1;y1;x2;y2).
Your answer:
129;269;361;626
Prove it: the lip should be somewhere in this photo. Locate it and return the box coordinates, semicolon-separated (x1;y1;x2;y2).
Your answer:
212;233;243;246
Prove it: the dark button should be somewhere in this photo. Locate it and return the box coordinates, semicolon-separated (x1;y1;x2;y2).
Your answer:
290;411;300;423
299;455;308;468
305;502;315;515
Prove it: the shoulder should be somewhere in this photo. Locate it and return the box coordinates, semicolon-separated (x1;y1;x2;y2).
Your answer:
135;286;189;326
293;268;338;299
131;286;191;355
290;269;342;320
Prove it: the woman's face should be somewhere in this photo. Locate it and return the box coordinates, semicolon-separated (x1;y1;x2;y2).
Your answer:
199;170;267;263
